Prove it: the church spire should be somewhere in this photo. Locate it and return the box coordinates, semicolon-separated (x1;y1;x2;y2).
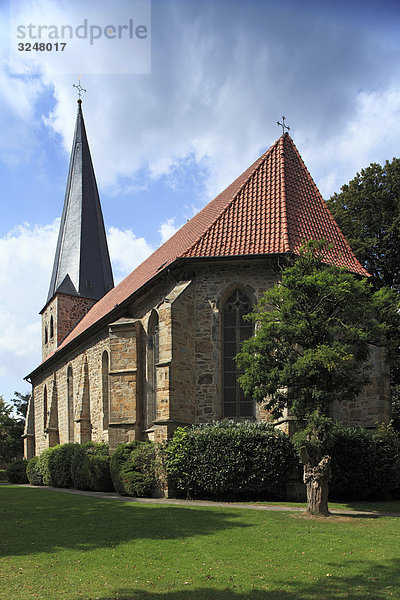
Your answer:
47;98;114;304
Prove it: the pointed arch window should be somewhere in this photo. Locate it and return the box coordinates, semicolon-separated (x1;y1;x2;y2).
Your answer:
44;327;48;345
67;366;74;442
102;351;110;430
50;315;54;339
43;385;48;430
222;289;254;419
145;311;159;430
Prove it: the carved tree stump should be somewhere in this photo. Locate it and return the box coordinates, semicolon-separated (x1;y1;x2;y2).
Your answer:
300;447;331;516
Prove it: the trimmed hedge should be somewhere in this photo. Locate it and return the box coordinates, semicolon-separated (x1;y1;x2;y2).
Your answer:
69;444;89;490
26;456;43;486
38;443;76;487
31;442;113;492
6;459;28;484
325;425;376;500
17;421;400;502
295;420;400;501
373;423;400;499
110;441;161;497
71;442;113;492
166;420;296;501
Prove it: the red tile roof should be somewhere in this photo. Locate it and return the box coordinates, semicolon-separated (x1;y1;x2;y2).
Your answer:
182;134;368;273
36;133;368;368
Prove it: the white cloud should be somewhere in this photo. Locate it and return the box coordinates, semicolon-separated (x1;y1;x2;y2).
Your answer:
0;219;158;402
159;218;180;244
299;83;400;198
0;221;59;400
107;226;153;283
0;33;43;166
2;0;400;201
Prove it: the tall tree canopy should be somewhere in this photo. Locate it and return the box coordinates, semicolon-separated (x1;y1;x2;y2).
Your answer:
327;158;400;291
237;242;398;420
327;157;400;419
236;242;399;514
0;392;29;465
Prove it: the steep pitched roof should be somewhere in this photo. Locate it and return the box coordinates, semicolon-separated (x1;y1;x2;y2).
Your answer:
182;134;367;270
45;100;114;306
38;132;368;365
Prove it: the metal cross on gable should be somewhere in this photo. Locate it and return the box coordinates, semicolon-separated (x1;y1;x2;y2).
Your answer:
277;115;290;134
73;78;86;99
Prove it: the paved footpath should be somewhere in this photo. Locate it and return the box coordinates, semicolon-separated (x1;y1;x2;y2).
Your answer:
13;484;400;517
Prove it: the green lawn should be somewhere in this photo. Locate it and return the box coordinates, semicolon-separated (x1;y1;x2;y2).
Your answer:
0;486;399;600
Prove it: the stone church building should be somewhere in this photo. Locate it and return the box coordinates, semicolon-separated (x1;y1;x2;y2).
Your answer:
23;101;390;459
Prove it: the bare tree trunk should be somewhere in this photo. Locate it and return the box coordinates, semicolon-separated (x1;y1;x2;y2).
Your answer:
300;447;331;516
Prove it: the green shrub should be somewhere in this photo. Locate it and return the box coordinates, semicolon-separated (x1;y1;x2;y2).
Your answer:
38;444;76;488
37;448;53;486
110;441;142;495
85;443;113;492
294;420;400;501
0;470;7;482
26;456;43;486
34;443;112;492
373;423;400;500
110;441;161;497
324;423;376;500
70;442;113;492
166;421;296;501
86;454;113;491
70;444;90;490
6;459;28;484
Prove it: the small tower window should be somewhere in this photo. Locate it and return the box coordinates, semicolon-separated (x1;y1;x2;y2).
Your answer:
44;327;48;345
50;315;54;339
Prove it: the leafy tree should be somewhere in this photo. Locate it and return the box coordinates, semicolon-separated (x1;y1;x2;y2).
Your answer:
12;391;29;420
327;158;400;291
236;241;399;515
0;396;25;465
327;158;400;417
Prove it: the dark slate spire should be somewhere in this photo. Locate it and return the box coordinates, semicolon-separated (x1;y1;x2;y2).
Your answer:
47;99;114;303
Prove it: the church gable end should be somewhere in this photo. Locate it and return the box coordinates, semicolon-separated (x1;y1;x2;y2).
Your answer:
26;121;390;460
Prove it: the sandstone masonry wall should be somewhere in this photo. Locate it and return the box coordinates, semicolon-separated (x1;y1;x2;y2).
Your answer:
30;258;392;457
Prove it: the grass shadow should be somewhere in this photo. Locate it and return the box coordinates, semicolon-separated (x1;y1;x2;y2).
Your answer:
0;486;251;557
72;557;400;599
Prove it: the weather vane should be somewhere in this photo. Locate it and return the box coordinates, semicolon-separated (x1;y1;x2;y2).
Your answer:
277;116;290;134
73;77;86;100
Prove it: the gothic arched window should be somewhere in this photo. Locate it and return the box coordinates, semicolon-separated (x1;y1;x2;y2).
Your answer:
44;327;48;345
67;366;74;442
222;289;254;419
50;315;54;339
145;311;159;430
43;385;48;430
102;351;109;431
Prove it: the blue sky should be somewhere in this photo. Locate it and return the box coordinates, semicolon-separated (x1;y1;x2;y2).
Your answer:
1;0;400;403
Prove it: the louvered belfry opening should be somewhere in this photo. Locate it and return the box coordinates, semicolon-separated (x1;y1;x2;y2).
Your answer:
222;290;254;419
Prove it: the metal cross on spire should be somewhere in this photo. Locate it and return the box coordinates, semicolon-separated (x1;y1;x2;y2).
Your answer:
277;116;290;134
73;77;86;100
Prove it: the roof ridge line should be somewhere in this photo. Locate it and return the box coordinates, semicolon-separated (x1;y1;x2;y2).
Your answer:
181;138;281;258
279;135;291;253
